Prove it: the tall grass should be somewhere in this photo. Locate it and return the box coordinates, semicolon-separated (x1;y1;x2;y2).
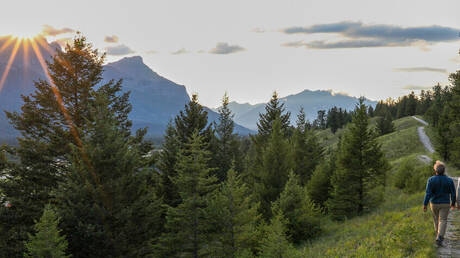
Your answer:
299;189;436;257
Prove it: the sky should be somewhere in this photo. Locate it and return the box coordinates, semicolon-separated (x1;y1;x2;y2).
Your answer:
1;0;459;107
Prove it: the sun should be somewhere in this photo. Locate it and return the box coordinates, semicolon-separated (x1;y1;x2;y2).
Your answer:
13;25;42;40
14;31;39;40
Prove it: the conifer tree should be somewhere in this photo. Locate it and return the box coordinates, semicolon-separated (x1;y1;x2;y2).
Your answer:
272;172;321;243
368;106;375;117
158;122;181;207
174;94;213;145
0;34;132;255
375;111;395;136
256;92;291;138
54;93;163;257
447;68;460;167
259;210;298;258
435;107;452;161
253;119;293;219
327;107;340;134
207;169;261;257
158;94;214;207
295;107;309;133
327;98;388;220
313;110;327;129
24;205;69;258
214;93;240;181
307;158;334;210
292;110;324;185
159;132;218;257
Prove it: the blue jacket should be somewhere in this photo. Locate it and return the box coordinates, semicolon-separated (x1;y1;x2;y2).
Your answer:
423;175;456;206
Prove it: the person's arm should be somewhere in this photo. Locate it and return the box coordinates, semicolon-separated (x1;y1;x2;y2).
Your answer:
423;178;432;211
451;178;457;208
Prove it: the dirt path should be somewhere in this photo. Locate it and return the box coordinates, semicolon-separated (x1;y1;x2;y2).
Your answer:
412;116;435;154
411;116;460;257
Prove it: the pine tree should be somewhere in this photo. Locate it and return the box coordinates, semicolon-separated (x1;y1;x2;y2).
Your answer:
406;91;418;116
158;122;181;207
292;110;324;185
375;111;395;136
446;68;460;167
435;107;452;161
272;172;321;243
425;84;444;126
256;92;291;138
24;205;69;258
327;107;340;134
313;110;327;129
253;119;293;219
327;98;388;220
259;210;299;258
174;94;213;145
368;106;375;117
307;154;335;210
0;34;132;255
214;93;240;182
158;94;214;207
159;132;218;257
54;93;163;257
207;169;261;257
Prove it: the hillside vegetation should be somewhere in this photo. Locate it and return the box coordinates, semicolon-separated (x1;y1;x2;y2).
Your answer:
299;116;437;257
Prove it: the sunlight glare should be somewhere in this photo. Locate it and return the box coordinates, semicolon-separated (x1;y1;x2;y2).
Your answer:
14;26;41;40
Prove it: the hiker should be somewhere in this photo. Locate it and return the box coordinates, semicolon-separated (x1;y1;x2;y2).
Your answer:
423;161;456;247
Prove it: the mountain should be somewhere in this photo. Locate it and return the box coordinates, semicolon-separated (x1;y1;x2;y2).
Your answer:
0;36;60;142
224;90;377;130
102;56;191;135
0;37;253;143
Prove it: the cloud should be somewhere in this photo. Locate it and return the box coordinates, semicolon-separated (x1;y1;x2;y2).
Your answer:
281;21;460;49
281;41;306;48
104;35;119;43
52;37;73;48
282;39;410;49
145;50;157;54
393;67;448;74
403;85;433;90
105;44;135;56
450;55;460;63
252;28;266;33
41;24;74;36
209;42;245;54
171;48;190;55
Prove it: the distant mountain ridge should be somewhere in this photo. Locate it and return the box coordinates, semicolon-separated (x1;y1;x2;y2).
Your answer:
0;37;253;142
221;90;377;130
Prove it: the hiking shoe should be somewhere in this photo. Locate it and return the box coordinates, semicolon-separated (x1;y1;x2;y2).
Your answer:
436;238;443;247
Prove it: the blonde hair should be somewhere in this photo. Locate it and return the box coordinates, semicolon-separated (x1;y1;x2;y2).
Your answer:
434;160;446;174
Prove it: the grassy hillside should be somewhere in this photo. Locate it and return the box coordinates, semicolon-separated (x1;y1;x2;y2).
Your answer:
300;116;437;257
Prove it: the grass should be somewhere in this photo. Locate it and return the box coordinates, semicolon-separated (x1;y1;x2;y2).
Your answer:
378;126;426;162
316;127;344;150
317;116;425;157
299;189;436;257
394;116;424;131
300;116;438;257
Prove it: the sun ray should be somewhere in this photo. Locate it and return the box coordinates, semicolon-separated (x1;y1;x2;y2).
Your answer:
30;38;83;148
36;37;75;76
0;36;15;54
22;38;30;70
0;38;22;93
33;36;112;213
